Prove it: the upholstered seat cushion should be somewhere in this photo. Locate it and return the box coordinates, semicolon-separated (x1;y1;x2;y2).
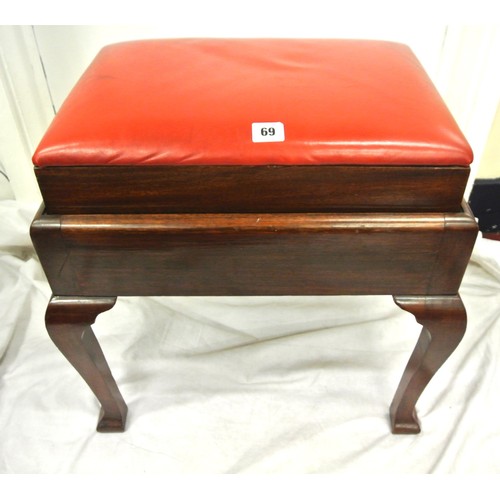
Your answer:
33;38;472;168
33;39;473;214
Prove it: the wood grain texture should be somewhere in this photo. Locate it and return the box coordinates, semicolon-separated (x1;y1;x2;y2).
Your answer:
35;164;470;215
31;208;477;298
31;211;462;297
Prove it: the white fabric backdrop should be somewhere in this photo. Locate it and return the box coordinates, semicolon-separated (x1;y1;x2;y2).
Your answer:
1;200;499;473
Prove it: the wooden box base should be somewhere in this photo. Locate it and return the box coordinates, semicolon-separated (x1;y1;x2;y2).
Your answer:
31;203;478;433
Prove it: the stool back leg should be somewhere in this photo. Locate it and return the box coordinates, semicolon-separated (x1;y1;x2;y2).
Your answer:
390;294;467;434
45;295;128;432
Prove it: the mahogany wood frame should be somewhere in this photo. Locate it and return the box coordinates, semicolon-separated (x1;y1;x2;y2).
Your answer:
31;200;478;434
35;164;469;215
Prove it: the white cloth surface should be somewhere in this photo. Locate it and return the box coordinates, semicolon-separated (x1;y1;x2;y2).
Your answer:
0;200;499;473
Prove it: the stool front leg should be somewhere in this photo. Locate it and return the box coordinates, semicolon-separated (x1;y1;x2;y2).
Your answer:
45;296;128;432
390;295;466;434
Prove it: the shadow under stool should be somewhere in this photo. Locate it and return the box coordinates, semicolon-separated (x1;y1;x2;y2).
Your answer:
30;39;478;434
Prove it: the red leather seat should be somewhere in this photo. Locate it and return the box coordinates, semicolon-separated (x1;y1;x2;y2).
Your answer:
32;39;472;215
33;38;472;168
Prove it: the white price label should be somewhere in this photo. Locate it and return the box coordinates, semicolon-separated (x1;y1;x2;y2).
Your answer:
252;122;285;143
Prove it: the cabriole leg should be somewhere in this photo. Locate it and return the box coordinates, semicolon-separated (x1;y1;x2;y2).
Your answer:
390;295;467;434
45;295;128;432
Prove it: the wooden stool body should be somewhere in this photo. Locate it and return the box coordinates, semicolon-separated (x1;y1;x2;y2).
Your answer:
30;39;478;434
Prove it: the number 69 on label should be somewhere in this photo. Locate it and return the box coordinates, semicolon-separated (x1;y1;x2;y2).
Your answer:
252;122;285;143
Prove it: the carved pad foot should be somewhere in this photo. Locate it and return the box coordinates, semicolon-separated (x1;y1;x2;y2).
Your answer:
45;296;128;432
390;295;467;434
